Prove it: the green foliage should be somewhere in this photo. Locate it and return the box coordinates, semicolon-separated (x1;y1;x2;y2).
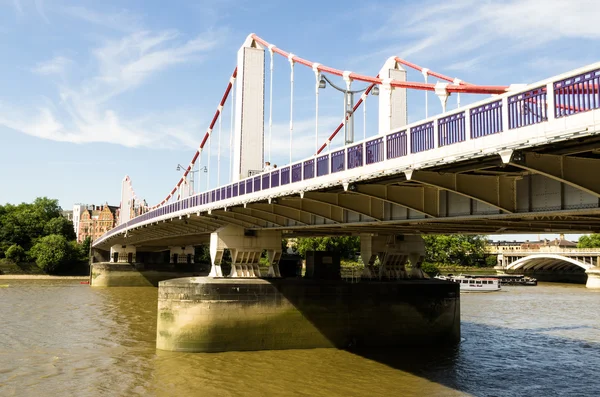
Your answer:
76;236;92;261
44;217;77;240
5;244;26;263
422;234;488;267
29;234;75;274
421;262;440;277
0;197;83;273
485;255;498;267
294;236;359;259
578;234;600;248
0;197;63;251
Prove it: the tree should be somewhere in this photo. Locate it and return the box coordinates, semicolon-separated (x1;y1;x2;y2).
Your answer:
422;234;488;266
578;234;600;248
29;234;74;273
294;236;359;259
5;244;26;263
44;216;76;240
79;236;92;260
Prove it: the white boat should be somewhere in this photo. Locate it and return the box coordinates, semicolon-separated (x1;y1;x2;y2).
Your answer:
435;275;501;293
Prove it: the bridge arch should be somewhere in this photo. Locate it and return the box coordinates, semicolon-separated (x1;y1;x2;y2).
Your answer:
506;254;592;272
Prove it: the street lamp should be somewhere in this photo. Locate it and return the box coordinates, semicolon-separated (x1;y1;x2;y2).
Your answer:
176;163;207;195
319;74;379;145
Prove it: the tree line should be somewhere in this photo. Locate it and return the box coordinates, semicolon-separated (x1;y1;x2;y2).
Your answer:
0;197;90;274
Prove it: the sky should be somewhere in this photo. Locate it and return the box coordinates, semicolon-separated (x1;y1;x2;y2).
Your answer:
1;0;599;242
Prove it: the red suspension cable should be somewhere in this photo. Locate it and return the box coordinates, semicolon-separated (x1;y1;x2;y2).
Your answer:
149;67;238;209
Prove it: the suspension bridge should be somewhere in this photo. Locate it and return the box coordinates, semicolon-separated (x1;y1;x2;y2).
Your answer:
89;33;600;290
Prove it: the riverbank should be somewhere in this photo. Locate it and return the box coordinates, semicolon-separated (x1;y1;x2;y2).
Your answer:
0;274;89;280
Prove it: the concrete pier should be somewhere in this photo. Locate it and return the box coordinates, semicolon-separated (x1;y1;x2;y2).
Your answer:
90;262;203;287
585;267;600;289
156;277;460;352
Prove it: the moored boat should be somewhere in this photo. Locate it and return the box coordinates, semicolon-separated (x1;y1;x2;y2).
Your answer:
435;274;501;292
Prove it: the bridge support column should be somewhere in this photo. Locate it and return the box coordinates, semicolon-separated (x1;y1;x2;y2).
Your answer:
109;244;136;263
232;35;265;182
378;58;407;134
208;225;282;278
169;246;195;264
360;234;425;279
585;267;600;289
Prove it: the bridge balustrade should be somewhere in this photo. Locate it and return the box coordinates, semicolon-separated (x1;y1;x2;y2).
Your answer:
291;163;302;182
316;154;329;176
303;159;315;179
347;144;363;169
262;173;270;190
271;170;280;187
508;86;547;129
410;121;434;153
366;137;384;164
281;166;290;185
96;65;600;246
331;149;345;172
438;112;466;146
554;69;600;118
387;131;407;159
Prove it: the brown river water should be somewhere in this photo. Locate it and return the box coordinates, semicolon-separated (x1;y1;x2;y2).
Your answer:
1;280;599;397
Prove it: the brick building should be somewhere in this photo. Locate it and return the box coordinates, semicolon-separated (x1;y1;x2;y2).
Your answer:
78;203;119;243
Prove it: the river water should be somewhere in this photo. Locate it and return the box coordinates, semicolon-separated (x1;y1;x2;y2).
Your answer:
1;280;599;397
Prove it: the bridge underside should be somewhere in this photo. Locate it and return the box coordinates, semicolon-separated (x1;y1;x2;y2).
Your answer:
95;136;600;251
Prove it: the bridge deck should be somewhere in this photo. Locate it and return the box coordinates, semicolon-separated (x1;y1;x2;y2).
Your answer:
94;63;600;250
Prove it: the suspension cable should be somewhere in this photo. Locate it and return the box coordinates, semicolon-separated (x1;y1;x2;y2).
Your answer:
288;53;295;165
217;102;222;186
268;45;274;164
229;76;235;182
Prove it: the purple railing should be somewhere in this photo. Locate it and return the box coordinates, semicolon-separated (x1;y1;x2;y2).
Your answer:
317;154;329;176
554;68;600;118
347;143;363;169
281;166;290;185
97;65;600;245
438;112;465;147
271;170;280;187
366;137;384;164
508;86;547;129
410;122;434;153
470;100;502;138
254;176;261;192
331;149;345;173
387;130;407;159
303;159;315;179
291;163;302;182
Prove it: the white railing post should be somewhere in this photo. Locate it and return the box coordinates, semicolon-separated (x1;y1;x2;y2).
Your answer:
546;82;555;122
464;109;471;142
433;118;439;149
502;96;510;132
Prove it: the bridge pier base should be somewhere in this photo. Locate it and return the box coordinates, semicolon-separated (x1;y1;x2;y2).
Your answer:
585;267;600;289
169;246;195;264
360;234;425;279
156;277;460;352
208;225;282;278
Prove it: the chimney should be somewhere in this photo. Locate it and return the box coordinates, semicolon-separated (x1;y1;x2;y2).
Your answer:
559;233;565;240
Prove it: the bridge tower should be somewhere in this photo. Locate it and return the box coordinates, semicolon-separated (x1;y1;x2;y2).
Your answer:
232;34;265;182
378;58;407;133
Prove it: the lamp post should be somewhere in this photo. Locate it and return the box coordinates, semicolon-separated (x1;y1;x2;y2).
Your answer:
176;164;207;196
318;74;379;145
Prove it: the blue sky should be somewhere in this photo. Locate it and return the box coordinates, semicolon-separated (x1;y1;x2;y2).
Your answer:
0;0;598;242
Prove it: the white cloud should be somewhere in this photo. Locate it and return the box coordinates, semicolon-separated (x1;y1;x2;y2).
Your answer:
61;5;142;32
32;56;71;75
2;28;225;148
360;0;600;62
